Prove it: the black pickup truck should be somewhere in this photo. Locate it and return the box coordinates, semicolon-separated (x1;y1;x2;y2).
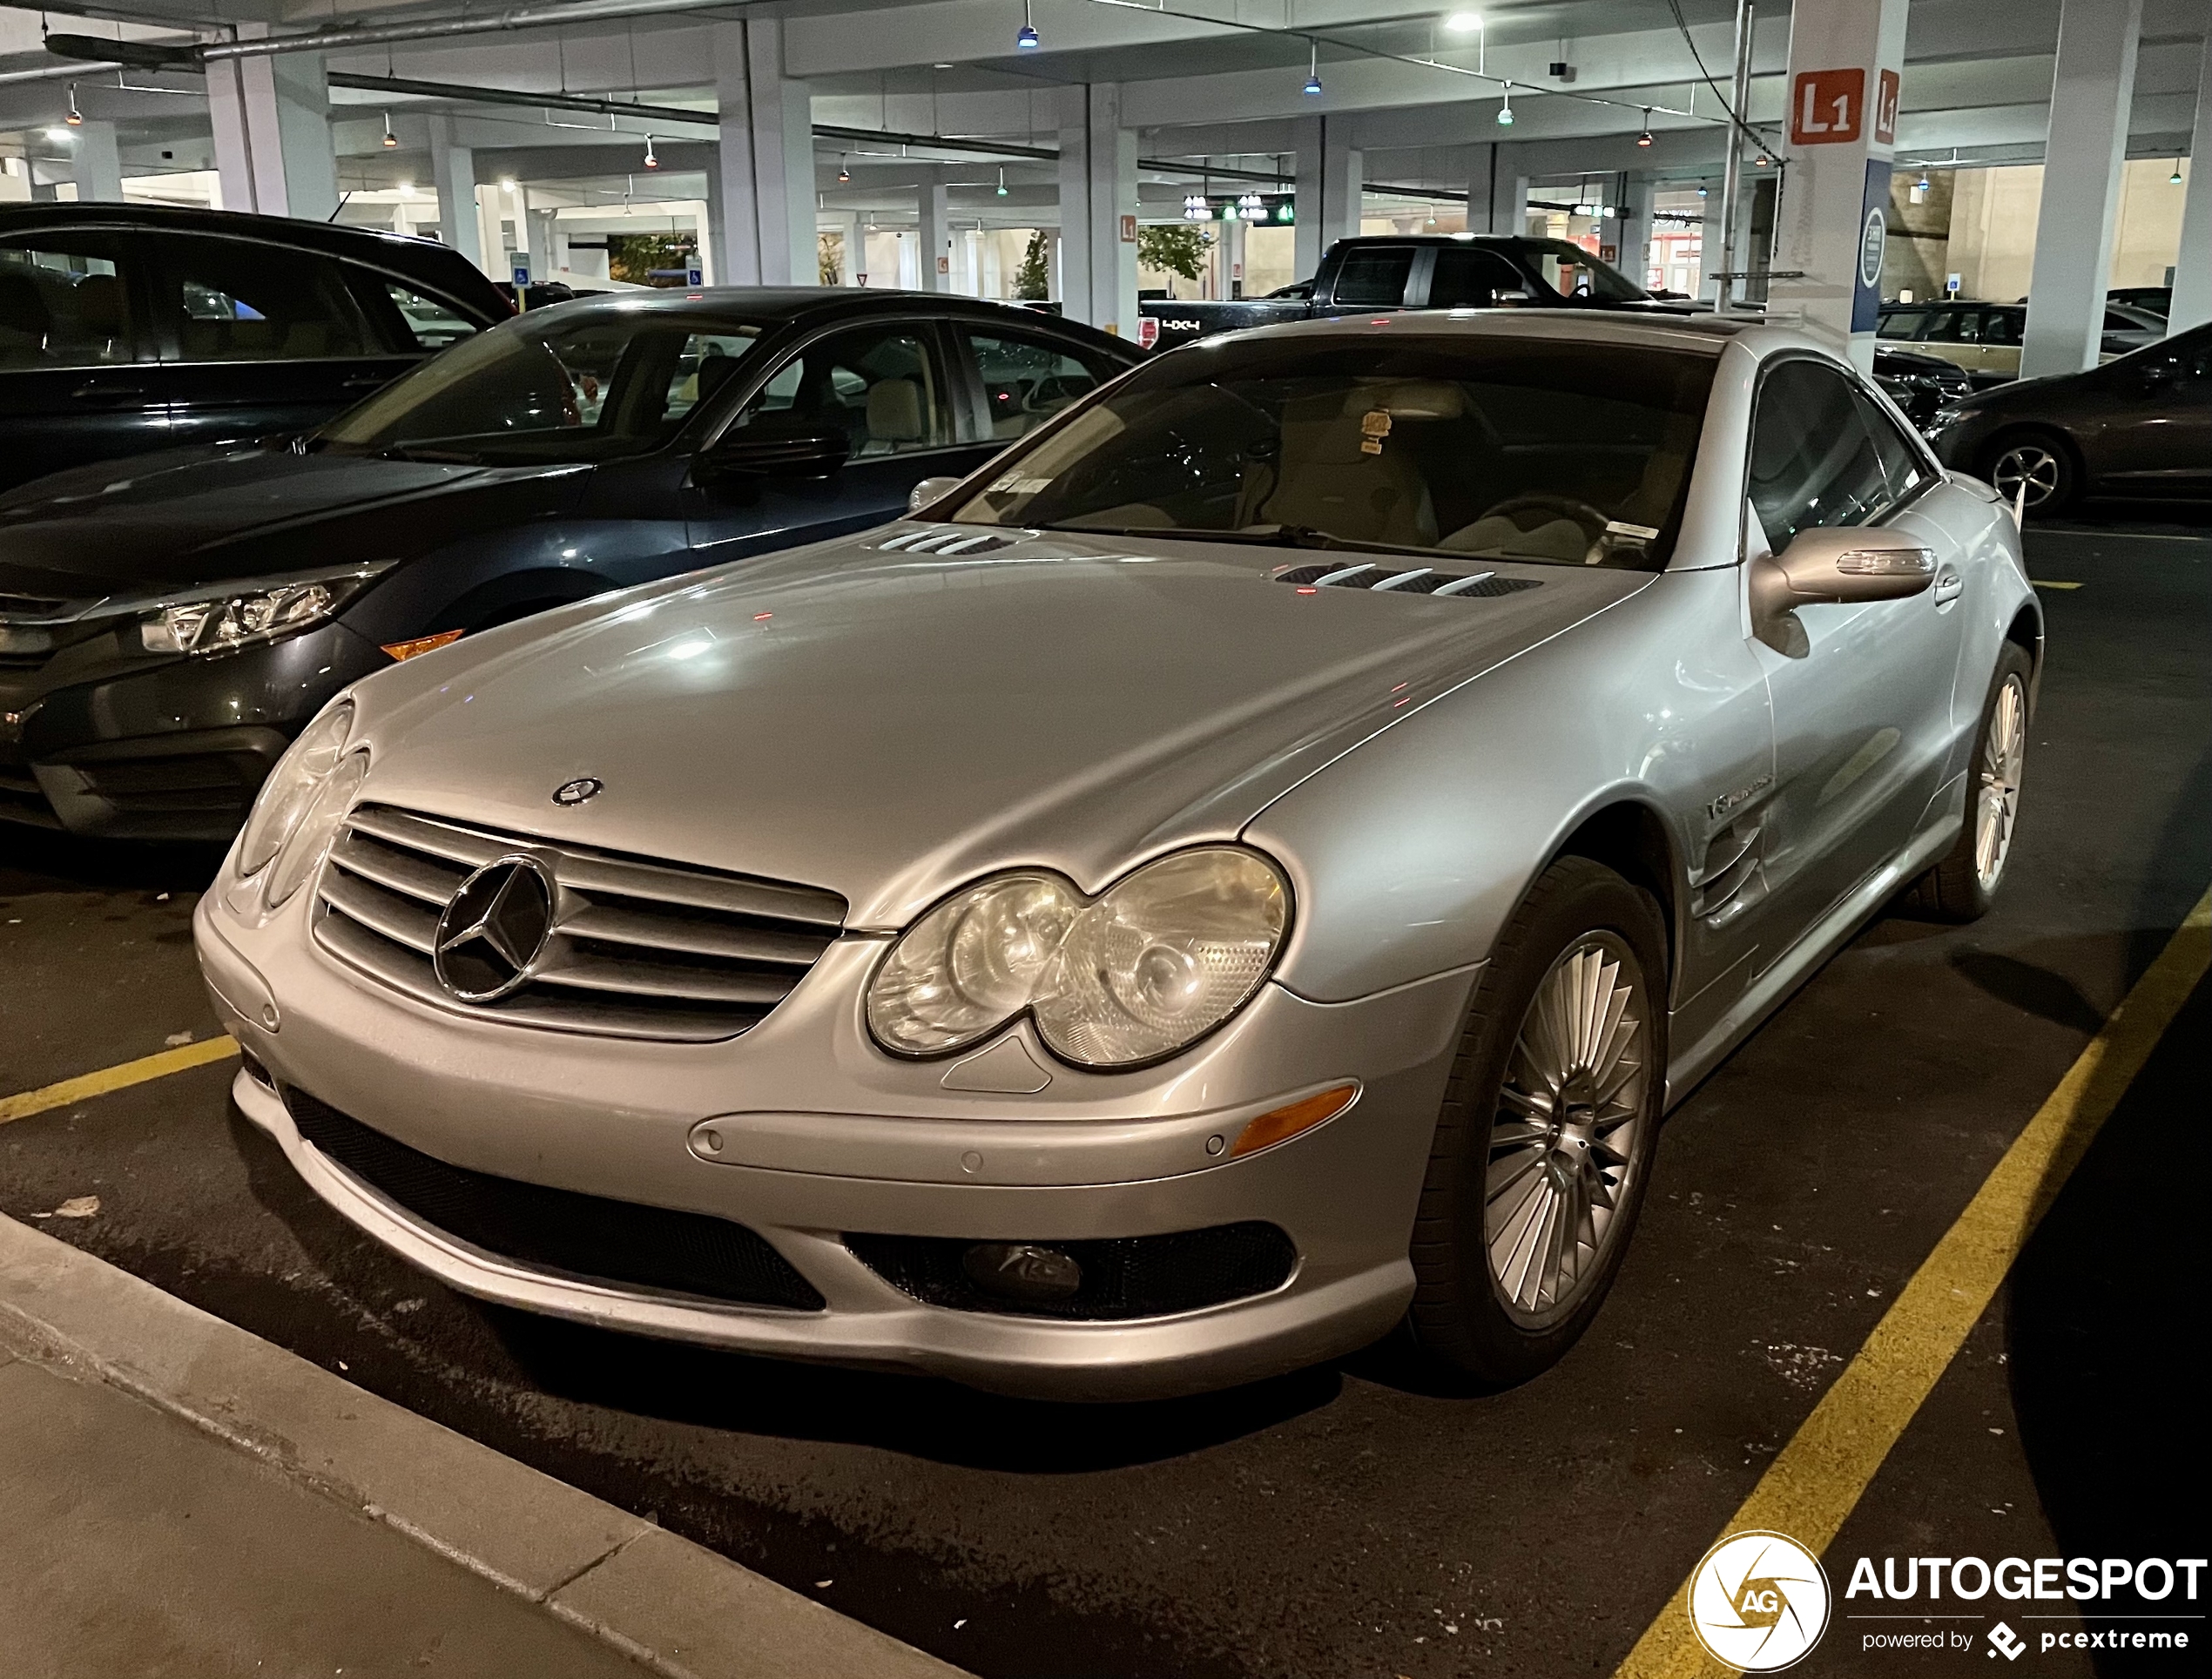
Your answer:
1137;233;1683;351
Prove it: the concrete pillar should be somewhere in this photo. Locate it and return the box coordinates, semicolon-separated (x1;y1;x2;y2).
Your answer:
1293;119;1325;279
1221;213;1247;298
919;176;950;292
207;36;338;220
712;17;814;287
1467;142;1529;236
1615;173;1657;287
428;120;482;273
2164;24;2212;334
70;121;122;203
1321;122;1363;247
1056;91;1091;320
1766;0;1908;371
2020;0;2143;376
523;199;557;282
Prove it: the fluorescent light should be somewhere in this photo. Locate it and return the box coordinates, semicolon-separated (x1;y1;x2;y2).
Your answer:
1445;10;1482;30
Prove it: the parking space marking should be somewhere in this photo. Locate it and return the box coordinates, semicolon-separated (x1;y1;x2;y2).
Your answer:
2029;579;2083;590
1614;887;2212;1679
0;1037;239;1127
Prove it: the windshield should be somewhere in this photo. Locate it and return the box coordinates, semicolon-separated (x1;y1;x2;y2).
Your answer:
317;310;766;463
946;336;1715;570
1527;239;1649;303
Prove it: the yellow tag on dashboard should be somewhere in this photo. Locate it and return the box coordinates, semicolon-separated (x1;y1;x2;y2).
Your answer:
1360;409;1392;455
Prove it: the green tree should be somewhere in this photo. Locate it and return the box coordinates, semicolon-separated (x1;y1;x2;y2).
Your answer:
818;231;844;286
1137;223;1210;282
1012;230;1050;300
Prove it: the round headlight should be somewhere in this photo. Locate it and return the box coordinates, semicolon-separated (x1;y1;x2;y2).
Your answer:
238;700;354;877
261;751;368;909
866;847;1290;1069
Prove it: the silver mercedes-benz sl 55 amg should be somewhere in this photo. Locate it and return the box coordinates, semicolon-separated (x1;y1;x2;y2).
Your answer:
194;311;2040;1399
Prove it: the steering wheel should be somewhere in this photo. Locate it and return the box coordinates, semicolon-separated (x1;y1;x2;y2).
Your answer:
1474;493;1611;536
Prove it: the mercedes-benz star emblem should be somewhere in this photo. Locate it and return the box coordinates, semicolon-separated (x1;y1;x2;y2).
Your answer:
432;855;557;1003
551;777;603;806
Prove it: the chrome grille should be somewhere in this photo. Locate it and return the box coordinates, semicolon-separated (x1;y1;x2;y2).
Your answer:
313;803;846;1042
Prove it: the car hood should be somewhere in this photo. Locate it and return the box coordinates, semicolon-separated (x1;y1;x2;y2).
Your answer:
356;528;1650;927
0;446;586;604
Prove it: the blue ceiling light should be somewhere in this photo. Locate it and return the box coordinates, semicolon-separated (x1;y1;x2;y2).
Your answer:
1496;84;1514;125
1015;0;1039;50
1303;38;1322;97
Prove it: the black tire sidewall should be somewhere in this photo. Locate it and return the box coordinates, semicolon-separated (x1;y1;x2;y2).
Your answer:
1407;857;1669;1387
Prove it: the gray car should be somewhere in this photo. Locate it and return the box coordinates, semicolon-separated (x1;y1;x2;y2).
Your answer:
192;313;2040;1400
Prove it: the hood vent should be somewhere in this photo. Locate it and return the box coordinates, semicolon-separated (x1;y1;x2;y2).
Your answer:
1271;563;1541;598
876;527;1026;556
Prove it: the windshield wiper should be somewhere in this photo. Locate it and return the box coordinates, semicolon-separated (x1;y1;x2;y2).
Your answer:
1041;522;1434;558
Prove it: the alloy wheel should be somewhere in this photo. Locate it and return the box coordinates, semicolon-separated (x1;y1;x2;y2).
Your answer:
1974;675;2027;889
1484;934;1649;1328
1991;443;2062;509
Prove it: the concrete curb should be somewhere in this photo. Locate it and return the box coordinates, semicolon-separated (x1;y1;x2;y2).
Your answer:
0;1213;969;1679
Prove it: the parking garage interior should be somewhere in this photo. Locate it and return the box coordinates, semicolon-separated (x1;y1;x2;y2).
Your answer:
2;1;2209;1676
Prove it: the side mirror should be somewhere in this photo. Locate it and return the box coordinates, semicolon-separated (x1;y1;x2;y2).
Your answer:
698;427;849;483
907;475;964;516
1750;525;1936;624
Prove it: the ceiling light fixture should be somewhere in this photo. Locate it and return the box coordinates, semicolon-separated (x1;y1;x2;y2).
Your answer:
644;135;659;170
381;111;398;149
1015;0;1040;51
1444;10;1481;31
2172;159;2185;185
64;85;83;126
44;126;71;145
1636;109;1652;146
837;156;851;183
499;177;518;192
996;167;1009;197
1496;84;1514;125
1696;184;1709;198
1304;38;1322;97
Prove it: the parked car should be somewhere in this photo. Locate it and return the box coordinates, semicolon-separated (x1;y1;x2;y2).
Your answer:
195;312;2039;1400
1875;299;2158;385
1925;321;2212;514
0;202;512;492
1871;346;1973;427
0;290;1136;840
2107;286;2171;322
1138;233;1688;350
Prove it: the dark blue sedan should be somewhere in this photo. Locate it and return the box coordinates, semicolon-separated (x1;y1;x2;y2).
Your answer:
0;289;1135;839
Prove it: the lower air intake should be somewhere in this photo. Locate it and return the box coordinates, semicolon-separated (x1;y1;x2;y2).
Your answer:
282;1089;825;1311
846;1223;1297;1320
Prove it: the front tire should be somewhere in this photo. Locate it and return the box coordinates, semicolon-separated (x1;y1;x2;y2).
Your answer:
1406;857;1667;1387
1906;644;2033;922
1984;430;2077;517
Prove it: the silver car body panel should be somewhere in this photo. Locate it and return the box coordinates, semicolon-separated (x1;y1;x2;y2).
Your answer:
198;313;2040;1399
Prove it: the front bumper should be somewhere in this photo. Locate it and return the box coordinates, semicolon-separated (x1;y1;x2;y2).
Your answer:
197;886;1477;1400
0;621;383;840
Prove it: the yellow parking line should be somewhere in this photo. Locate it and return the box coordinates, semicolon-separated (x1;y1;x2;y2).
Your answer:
2029;579;2083;590
0;1036;239;1126
1614;887;2211;1679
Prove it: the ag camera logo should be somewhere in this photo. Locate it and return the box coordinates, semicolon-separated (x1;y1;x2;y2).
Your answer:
1689;1529;1832;1672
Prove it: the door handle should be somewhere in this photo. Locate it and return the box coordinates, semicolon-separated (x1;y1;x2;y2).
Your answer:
1933;567;1964;603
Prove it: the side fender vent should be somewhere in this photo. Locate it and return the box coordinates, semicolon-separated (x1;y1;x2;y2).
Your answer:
1271;563;1541;597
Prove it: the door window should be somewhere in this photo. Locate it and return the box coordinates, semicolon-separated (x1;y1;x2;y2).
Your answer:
1979;309;2023;347
963;329;1107;439
729;325;951;457
1853;388;1931;504
1329;246;1416;308
1747;360;1900;551
155;236;380;362
0;234;141;368
1426;246;1538;309
377;281;480;352
1918;308;1976;342
1876;307;1928;341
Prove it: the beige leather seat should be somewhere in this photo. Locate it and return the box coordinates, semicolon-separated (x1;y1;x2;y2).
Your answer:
1245;381;1460;546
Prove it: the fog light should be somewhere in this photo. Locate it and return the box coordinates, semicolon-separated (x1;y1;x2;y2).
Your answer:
962;1242;1082;1303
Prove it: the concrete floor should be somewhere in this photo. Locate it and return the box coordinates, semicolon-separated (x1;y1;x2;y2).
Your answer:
1;513;2204;1679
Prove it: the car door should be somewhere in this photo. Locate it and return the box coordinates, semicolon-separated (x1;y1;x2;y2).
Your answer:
0;227;161;490
683;319;995;562
1743;356;1969;960
137;233;425;451
2095;324;2212;494
1915;305;1983;377
1977;307;2024;378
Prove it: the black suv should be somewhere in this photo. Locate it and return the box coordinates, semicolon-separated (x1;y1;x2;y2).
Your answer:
0;203;513;491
